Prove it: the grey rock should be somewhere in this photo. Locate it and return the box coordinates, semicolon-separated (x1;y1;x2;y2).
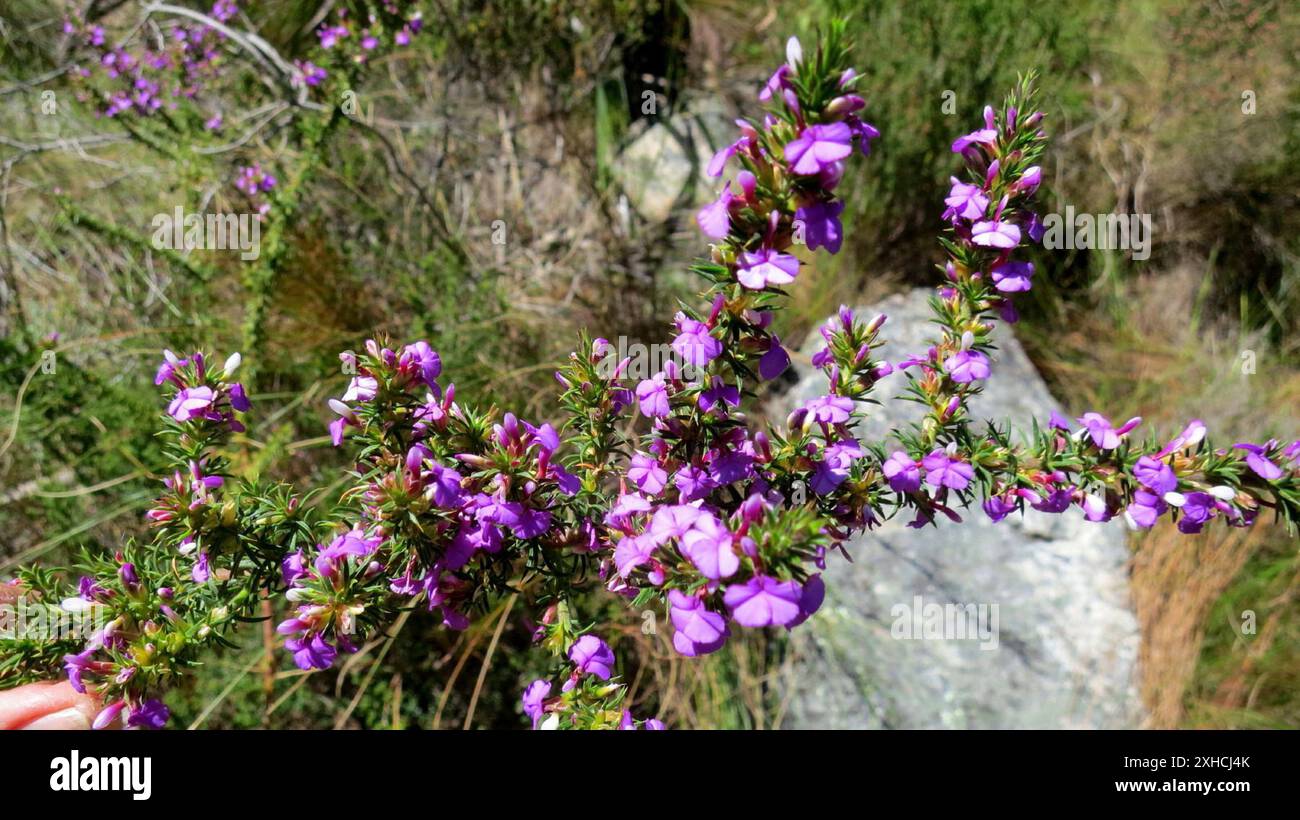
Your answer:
611;104;734;224
773;289;1145;729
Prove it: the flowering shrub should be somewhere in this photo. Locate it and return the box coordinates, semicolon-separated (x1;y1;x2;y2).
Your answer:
64;1;422;125
2;23;1296;730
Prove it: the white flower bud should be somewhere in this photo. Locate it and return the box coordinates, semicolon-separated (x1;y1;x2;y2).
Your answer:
223;352;242;376
786;36;803;67
329;399;353;417
1163;491;1186;507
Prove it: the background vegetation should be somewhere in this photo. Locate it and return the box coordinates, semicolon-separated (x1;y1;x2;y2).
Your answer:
0;0;1295;728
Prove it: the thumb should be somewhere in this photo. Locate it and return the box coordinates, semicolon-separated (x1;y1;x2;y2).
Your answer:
0;681;101;730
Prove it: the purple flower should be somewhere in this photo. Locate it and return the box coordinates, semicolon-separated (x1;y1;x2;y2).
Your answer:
1016;165;1043;194
882;451;921;493
679;512;739;580
696;184;734;239
1081;494;1112;523
1031;484;1074;514
990;260;1034;292
509;507;552;539
211;0;237;23
649;504;704;544
698;376;740;414
674;464;717;502
1175;491;1216;534
76;576;108;603
708;450;755;486
228;383;251;412
736;247;800;290
126;699;170;730
671;317;722;367
191;551;211;583
342;375;378;403
318;25;348;48
812;440;864;495
1234;443;1283;480
759;64;791;102
401;341;442;386
63;648;96;694
795;200;845;254
943;349;990;383
154;349;186;386
801;394;854;424
786;574;826;628
167;385;215;421
707;132;752;177
845;115;880;156
522;679;551;728
759;336;790;380
281;550;307;585
321;530;383;562
922;449;974;491
628;453;668;495
328;398;358;446
784;123;853;175
1126;490;1167;529
668;590;729;656
635;374;670;418
951;128;998;153
1020;212;1044;243
1156;419;1207;457
291;59;327;88
568;634;615;680
723;575;803;627
614;533;657;578
1078;412;1141;450
983;494;1018;522
93;701;125;730
286;634;338;670
426;462;463;508
971;219;1021;249
943;179;989;222
1133;456;1178;495
1047;410;1072;431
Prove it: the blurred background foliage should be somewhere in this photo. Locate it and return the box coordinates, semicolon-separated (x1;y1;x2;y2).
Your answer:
0;0;1296;728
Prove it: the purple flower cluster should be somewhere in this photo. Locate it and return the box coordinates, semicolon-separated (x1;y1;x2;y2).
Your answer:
521;634;665;730
698;36;878;279
64;2;237;120
314;6;424;63
234;162;277;217
156;350;249;431
29;33;1299;733
280;338;593;671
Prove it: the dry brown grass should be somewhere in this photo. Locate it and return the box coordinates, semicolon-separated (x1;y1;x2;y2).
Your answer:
1020;262;1300;729
1130;523;1269;728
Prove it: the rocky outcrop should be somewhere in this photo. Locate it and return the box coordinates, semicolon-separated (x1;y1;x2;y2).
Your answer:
772;289;1145;729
